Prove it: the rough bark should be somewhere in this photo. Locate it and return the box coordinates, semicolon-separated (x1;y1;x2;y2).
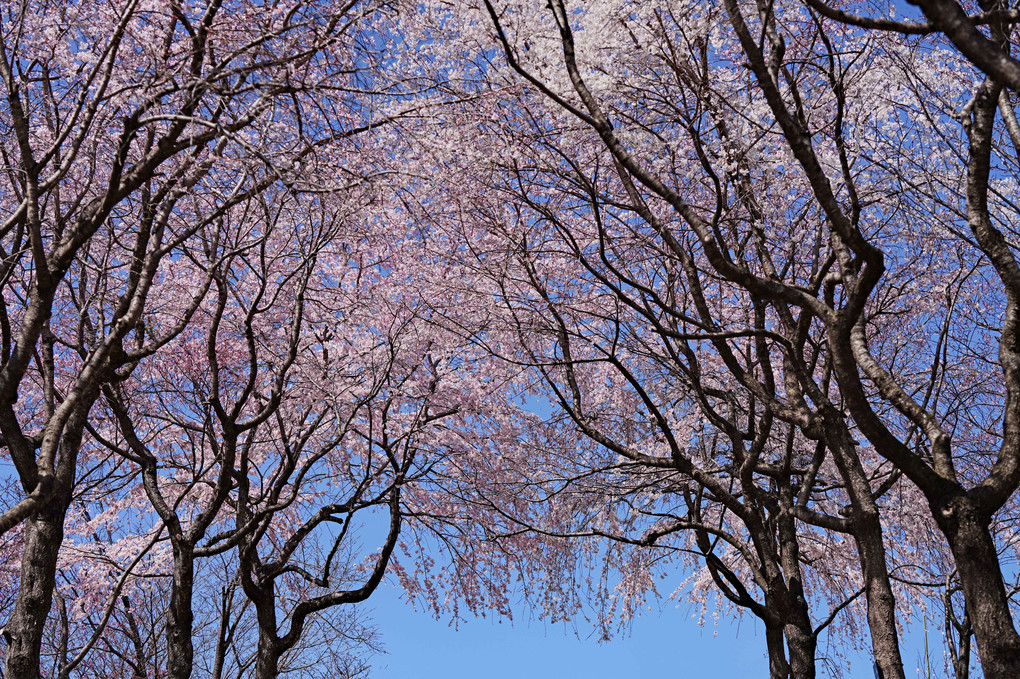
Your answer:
777;486;818;679
765;623;792;679
852;513;905;679
3;500;69;679
824;418;906;679
248;581;282;679
253;633;281;679
166;544;196;679
935;494;1020;679
785;622;817;679
3;395;95;679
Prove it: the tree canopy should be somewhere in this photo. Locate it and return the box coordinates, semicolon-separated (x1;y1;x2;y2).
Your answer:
4;1;1020;678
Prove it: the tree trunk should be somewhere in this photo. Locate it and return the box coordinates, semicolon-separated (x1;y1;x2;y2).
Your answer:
165;543;196;679
785;622;816;679
252;593;282;679
936;494;1020;679
777;487;816;679
253;633;281;679
3;499;69;679
824;418;905;679
765;623;791;679
762;585;815;679
3;395;95;679
852;512;905;679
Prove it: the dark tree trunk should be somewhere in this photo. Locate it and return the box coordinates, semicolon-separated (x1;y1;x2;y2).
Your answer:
785;622;816;679
936;494;1020;679
762;584;815;679
3;499;69;679
777;488;817;679
249;580;282;679
852;513;905;679
765;623;791;679
824;417;905;679
253;634;281;679
3;395;95;679
165;544;196;679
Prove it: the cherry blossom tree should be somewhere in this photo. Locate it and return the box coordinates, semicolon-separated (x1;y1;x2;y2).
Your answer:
413;124;927;678
395;0;1020;677
93;191;468;679
0;0;446;677
9;2;1020;679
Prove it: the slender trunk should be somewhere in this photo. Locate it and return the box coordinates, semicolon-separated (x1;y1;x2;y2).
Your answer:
936;494;1020;679
121;600;150;679
165;543;195;679
824;418;905;679
956;638;972;679
777;486;816;679
698;518;796;679
953;626;972;679
948;603;972;679
237;449;281;679
211;586;233;679
852;512;904;679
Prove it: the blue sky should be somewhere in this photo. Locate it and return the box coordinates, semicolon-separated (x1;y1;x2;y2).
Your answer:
362;580;931;678
368;581;771;678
